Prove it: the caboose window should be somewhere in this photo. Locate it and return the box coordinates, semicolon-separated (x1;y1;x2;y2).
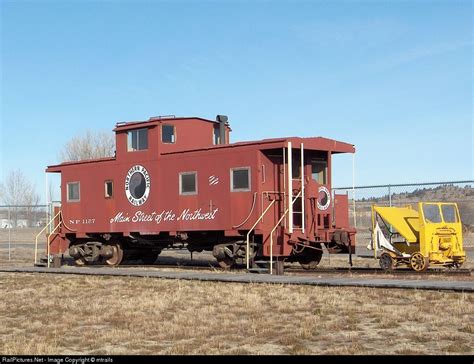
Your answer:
67;182;80;202
105;180;113;198
231;167;250;192
179;172;197;195
162;124;176;143
311;159;327;184
127;128;148;151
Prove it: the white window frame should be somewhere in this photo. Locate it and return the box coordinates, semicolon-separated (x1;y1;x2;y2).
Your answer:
179;171;198;195
230;167;251;192
127;128;148;151
67;182;80;202
105;180;113;198
161;124;176;144
311;159;327;184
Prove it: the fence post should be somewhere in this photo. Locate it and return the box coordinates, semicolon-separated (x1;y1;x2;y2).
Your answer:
388;185;392;207
388;185;393;236
8;206;11;261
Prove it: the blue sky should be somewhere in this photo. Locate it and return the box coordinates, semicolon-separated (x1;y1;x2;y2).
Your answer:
1;0;472;203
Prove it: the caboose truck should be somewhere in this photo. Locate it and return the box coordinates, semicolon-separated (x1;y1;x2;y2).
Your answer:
41;115;356;273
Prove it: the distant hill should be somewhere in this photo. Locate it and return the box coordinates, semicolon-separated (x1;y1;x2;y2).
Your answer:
359;184;473;203
354;184;474;234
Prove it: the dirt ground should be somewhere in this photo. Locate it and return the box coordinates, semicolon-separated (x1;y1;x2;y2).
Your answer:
0;242;472;355
0;244;473;355
0;273;472;355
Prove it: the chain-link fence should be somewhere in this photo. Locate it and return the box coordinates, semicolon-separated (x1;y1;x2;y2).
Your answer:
333;180;474;248
1;181;473;262
0;204;50;261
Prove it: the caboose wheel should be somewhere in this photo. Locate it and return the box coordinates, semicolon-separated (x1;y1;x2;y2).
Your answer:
410;252;428;272
74;257;86;266
105;244;124;266
298;251;323;270
217;256;234;269
379;253;395;272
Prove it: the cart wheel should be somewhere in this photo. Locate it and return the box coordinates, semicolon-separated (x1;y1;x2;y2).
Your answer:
410;252;429;272
379;253;394;272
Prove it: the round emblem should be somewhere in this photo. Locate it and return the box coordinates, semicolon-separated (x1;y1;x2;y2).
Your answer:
125;165;151;206
317;186;331;211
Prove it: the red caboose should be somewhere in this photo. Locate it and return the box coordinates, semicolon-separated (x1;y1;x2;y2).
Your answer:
46;115;356;271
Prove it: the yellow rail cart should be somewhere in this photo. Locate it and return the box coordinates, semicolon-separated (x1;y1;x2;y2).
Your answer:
369;202;466;271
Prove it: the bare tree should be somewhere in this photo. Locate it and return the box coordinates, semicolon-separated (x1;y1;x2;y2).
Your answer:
59;130;115;162
0;169;40;227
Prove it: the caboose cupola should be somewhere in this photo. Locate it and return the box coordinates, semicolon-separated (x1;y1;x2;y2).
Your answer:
113;116;232;160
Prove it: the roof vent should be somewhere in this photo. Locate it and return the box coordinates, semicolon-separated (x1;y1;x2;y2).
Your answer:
149;115;176;121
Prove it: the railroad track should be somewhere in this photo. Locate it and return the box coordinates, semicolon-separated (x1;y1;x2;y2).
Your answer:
69;262;472;276
287;267;472;276
2;266;473;292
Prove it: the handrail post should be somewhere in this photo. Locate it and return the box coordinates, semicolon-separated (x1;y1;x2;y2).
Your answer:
288;142;293;233
371;205;377;260
301;143;305;234
270;233;273;274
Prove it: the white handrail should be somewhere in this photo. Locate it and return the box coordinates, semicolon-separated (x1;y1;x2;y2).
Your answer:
288;142;293;233
300;143;305;234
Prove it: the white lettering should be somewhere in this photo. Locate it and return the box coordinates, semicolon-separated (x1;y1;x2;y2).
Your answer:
110;212;130;223
110;208;218;225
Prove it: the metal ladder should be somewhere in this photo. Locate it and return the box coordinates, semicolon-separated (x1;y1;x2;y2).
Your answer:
266;141;306;274
287;141;305;234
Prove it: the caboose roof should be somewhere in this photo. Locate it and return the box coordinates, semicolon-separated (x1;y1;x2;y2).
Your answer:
46;157;115;172
161;136;355;155
46;135;354;172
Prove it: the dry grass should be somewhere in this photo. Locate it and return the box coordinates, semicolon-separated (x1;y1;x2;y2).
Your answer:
0;272;472;355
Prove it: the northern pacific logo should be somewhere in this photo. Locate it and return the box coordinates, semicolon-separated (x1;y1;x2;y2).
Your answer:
317;186;331;211
125;165;151;206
